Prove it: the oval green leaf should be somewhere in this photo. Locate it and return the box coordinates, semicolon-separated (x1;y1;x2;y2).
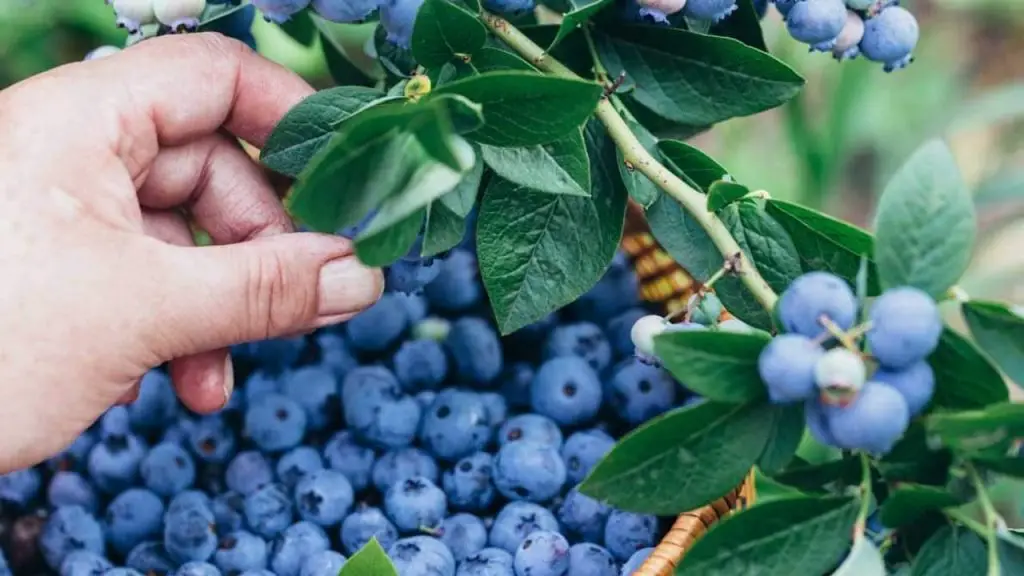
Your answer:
910;525;987;576
340;538;398;576
653;329;770;403
479;128;591;196
963;301;1024;388
929;327;1008;411
411;0;487;69
879;484;963;528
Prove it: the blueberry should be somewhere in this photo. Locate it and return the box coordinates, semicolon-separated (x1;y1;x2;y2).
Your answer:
859;5;919;71
531;357;603;427
394;339;450;392
106;569;146;576
213;531;268;574
163;417;197;448
545;322;612;373
561;429;615;485
59;550;112;576
385;476;448;533
40;506;105;570
310;0;378;22
568;543;617;576
245;394;308;453
786;0;848;51
106;488;165;556
439;513;488;562
48;471;98;514
513;530;570;576
481;0;535;14
340;506;399;556
315;332;359;381
244;371;282;406
489;502;559;554
129;370;178;434
87;433;147;494
299;550;347;576
189;415;237;464
774;0;799;16
867;287;941;369
0;468;41;508
567;264;640;326
446;317;504;386
247;336;306;374
778;272;858;338
828;382;910;454
457;547;514;576
387;258;442;294
342;367;422;449
498;414;563;448
873;360;935;417
167;490;214;520
831;10;865;60
804;397;838;447
424;250;482;312
276;446;325;491
619;547;654;575
346;293;410;354
557;485;611;543
396;291;430;324
244;484;295;539
443;452;496;513
500;363;536;410
211;3;257;47
282;366;339;431
125;541;177;575
604;359;677;426
269;522;330;576
758;335;826;403
141;442;196;498
421;389;492;461
176;561;222;576
388;536;457;576
418;390;440;411
212;492;247;534
323;431;375;492
683;0;738;22
100;406;132;440
493;441;566;503
479;392;509;428
238;571;276;576
251;0;312;24
603;510;658;562
373;447;440;493
165;505;218;563
607;309;649;359
49;431;97;473
295;470;354;527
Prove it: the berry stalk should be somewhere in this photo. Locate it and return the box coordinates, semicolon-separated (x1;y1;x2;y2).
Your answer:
480;12;780;316
965;462;1002;576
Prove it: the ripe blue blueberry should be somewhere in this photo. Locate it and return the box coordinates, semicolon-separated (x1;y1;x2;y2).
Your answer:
493;441;567;503
295;469;354;527
246;336;306;374
440;513;488;562
300;550;347;576
269;522;330;576
388;536;457;576
373;447;440;493
346;293;410;354
106;570;145;576
165;505;218;563
167;490;214;520
276;446;324;491
866;287;941;369
568;543;618;576
489;502;559;554
59;550;112;576
562;429;615;485
153;0;207;31
557;485;611;543
804;397;838;447
443;452;496;513
129;370;178;434
49;431;97;473
774;0;799;15
545;322;612;373
500;363;536;410
513;530;570;576
385;476;448;533
226;451;274;496
311;0;379;23
100;406;132;440
238;571;275;576
87;433;147;494
40;506;105;570
323;431;375;492
622;0;670;24
446;317;504;386
620;547;654;575
832;10;865;60
605;359;677;425
245;394;308;453
607;309;648;360
213;531;269;574
0;468;40;508
106;488;165;556
394;339;450;392
125;541;177;575
480;392;509;428
778;272;858;338
785;0;848;51
498;414;564;448
47;471;98;514
397;291;430;324
567;263;640;327
315;332;358;381
758;334;826;403
282;366;339;431
342;366;422;449
421;389;492;461
531;356;604;427
177;561;222;576
189;415;237;464
245;371;282;406
112;0;157;32
140;442;196;498
340;505;399;556
244;483;295;539
424;249;483;312
873;360;935;417
859;5;919;71
211;492;247;534
457;547;514;576
481;0;536;15
604;510;658;562
683;0;738;23
251;0;312;23
388;258;442;295
828;381;910;454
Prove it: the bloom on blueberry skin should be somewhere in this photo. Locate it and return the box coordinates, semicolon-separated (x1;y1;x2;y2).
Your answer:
828;381;910;455
774;0;799;16
380;0;427;49
873;360;935;417
153;0;207;32
683;0;738;23
831;10;865;60
112;0;158;33
866;287;942;369
251;0;312;23
482;0;537;15
311;0;380;22
758;334;825;403
636;0;686;16
785;0;848;52
859;5;919;72
778;271;858;338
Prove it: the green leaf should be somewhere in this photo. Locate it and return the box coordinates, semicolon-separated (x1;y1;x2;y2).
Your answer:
439;151;484;217
910;525;987;576
879;485;963;528
653;329;770;403
971;456;1024;479
375;24;419;78
422;201;467;257
477;122;626;335
320;30;379;87
279;10;318;46
657;139;728;192
550;0;614;49
832;537;885;576
598;25;803;126
356;209;425;267
431;72;603;147
757;403;804;476
773;457;861;493
708;0;768;52
261;86;387;177
465;46;536;73
873;139;977;299
581;401;775;515
339;538;398;576
479;128;591;196
877;423;953;486
925;402;1024;454
707;180;750;212
645;194;722;284
963;301;1024;387
929;328;1008;411
411;0;487;68
675;496;858;576
765;199;880;293
617;118;661;208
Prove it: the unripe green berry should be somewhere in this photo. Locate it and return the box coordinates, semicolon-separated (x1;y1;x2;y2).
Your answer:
630;315;668;358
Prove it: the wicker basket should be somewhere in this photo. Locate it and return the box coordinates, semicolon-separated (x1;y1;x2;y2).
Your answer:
621;203;757;575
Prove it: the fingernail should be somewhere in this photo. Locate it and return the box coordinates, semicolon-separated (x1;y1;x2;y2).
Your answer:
222;354;234;408
317;257;384;318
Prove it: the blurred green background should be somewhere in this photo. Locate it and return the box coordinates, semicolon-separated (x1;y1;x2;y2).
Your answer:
1;0;1021;309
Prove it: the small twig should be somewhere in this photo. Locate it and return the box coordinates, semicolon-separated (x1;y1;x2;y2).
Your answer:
852;452;873;541
819;315;860;352
666;254;740;322
603;72;626;98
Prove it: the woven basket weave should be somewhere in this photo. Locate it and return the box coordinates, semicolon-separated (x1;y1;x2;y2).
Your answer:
621;204;757;575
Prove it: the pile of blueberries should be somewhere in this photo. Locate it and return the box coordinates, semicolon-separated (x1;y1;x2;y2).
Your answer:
758;271;942;455
0;213;723;575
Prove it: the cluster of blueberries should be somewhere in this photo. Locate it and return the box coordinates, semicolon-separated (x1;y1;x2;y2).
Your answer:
759;271;942;455
0;212;718;575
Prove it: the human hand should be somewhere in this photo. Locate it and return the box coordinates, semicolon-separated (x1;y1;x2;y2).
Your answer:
0;33;383;472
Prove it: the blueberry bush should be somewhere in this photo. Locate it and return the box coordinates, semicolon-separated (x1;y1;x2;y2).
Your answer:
3;0;1022;575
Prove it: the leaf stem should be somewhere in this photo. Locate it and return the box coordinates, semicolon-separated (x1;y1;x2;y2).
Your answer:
965;462;1001;576
853;452;872;541
480;12;780;315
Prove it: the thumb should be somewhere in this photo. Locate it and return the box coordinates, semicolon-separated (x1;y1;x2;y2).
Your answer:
147;232;383;358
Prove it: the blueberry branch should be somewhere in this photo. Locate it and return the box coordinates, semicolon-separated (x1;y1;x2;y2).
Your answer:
965;461;1002;576
852;452;873;541
480;12;780;316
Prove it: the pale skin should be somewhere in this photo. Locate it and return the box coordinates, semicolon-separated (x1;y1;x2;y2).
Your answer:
0;33;384;472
